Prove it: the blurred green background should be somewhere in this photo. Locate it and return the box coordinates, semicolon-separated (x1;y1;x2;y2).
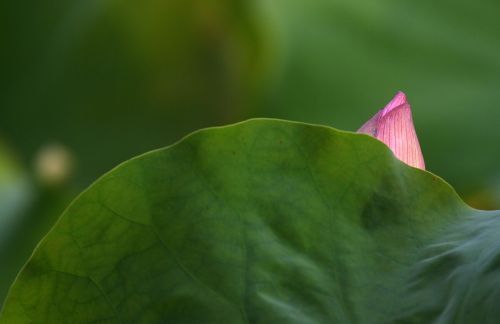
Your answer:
1;0;499;305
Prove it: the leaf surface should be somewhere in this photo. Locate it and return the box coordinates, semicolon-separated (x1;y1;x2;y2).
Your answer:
1;119;497;323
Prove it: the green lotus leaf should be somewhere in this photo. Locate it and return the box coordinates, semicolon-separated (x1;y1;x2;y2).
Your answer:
1;119;498;323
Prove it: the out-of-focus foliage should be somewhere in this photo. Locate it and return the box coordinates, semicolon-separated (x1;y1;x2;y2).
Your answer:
0;142;73;303
0;143;32;303
2;0;499;203
0;142;32;247
1;0;264;186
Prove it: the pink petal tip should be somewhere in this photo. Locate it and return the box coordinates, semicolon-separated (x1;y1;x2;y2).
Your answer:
357;92;426;170
381;91;407;116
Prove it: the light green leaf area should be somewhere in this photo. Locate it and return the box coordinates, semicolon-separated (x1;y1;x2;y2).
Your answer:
1;119;498;323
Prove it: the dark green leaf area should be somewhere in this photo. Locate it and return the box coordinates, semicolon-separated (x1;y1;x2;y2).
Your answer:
1;119;496;323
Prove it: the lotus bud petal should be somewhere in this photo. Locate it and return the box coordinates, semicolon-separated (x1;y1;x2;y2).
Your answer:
358;92;426;170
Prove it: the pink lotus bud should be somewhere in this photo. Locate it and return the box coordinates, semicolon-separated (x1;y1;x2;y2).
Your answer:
358;92;425;170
